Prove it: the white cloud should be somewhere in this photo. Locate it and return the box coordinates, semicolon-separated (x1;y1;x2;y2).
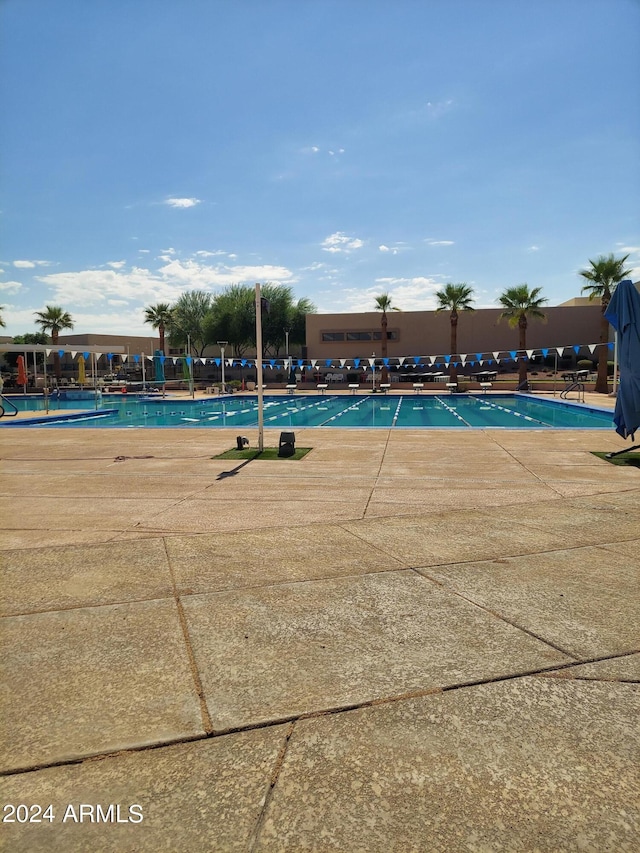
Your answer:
107;260;126;269
425;239;454;247
34;258;296;315
321;232;365;253
195;250;228;258
13;259;52;268
0;280;23;294
164;197;201;208
527;245;540;252
378;243;408;255
318;276;442;314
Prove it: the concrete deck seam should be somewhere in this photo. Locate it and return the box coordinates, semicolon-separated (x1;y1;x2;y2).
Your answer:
361;428;394;518
247;721;296;853
2;651;635;779
411;567;580;659
163;537;214;735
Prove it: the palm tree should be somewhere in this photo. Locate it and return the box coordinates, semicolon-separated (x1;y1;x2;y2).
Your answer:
435;283;475;381
0;306;5;328
374;293;400;383
579;253;632;393
498;285;547;387
144;303;173;354
34;305;74;380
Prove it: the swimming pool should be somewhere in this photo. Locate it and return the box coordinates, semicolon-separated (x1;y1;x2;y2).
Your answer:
1;393;614;429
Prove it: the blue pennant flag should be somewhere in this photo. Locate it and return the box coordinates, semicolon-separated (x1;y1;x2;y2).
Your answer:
509;350;517;360
541;348;549;358
58;349;65;357
83;351;90;359
185;356;192;365
444;355;451;364
382;358;389;365
269;359;275;367
133;354;140;363
325;359;332;367
354;358;360;367
241;359;247;367
413;357;420;364
476;353;483;362
214;358;220;366
573;345;580;354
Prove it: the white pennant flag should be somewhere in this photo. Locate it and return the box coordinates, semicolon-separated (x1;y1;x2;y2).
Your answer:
460;354;467;365
172;357;178;365
526;349;535;359
588;344;597;354
556;347;565;356
368;357;375;366
493;351;501;360
146;355;153;362
398;357;405;366
121;354;128;363
339;359;346;367
311;359;317;367
94;352;102;360
479;359;484;365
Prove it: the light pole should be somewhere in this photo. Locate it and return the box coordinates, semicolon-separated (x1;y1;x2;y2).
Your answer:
217;341;228;391
284;327;291;381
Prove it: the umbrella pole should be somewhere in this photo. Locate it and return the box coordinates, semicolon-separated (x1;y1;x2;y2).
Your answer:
611;332;618;397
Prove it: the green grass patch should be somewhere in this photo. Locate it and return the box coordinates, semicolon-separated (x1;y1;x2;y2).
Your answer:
591;451;640;468
213;447;312;461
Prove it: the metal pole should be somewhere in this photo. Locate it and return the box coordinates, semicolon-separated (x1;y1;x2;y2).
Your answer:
611;333;618;397
553;351;558;397
218;341;227;391
285;328;290;381
256;283;264;451
93;352;99;410
43;356;49;413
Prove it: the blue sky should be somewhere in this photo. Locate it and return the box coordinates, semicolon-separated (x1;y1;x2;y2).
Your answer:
1;0;639;338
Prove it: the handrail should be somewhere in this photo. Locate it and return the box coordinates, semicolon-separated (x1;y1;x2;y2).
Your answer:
0;394;20;417
559;382;585;403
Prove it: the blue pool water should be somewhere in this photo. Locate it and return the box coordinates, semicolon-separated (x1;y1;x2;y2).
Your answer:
1;393;614;430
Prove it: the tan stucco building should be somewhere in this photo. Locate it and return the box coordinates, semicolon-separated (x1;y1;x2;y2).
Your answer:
305;304;606;365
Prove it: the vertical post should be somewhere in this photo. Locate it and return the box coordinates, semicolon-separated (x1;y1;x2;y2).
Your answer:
218;341;227;391
93;352;99;410
141;352;146;390
611;333;618;397
553;351;558;397
371;352;376;393
43;355;49;413
256;283;264;452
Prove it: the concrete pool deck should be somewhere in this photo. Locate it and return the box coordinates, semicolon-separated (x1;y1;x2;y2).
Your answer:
0;409;638;850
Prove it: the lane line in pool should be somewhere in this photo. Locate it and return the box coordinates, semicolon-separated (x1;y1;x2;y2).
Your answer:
434;395;472;427
391;396;403;426
472;396;548;427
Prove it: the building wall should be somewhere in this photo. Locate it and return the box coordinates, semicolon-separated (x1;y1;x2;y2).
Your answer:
305;305;605;361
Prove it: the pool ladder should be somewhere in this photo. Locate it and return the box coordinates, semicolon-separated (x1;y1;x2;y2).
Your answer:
559;381;585;403
0;394;19;418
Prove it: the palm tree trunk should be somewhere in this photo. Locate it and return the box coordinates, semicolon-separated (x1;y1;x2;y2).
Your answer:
381;311;388;383
595;303;610;394
518;318;527;385
52;330;61;380
450;314;458;381
159;324;165;355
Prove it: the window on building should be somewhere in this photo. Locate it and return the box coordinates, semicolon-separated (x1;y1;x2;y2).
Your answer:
346;331;372;341
372;331;398;341
321;332;345;342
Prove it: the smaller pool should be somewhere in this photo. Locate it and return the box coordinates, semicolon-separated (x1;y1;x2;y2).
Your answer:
1;393;615;430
